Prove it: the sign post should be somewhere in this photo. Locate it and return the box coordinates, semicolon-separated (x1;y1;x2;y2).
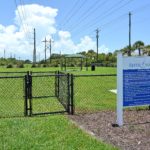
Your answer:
117;53;150;126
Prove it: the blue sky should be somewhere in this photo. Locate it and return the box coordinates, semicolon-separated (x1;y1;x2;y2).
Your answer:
0;0;150;60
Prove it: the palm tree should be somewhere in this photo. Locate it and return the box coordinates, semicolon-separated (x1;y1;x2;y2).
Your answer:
121;46;134;55
143;45;150;56
133;41;144;56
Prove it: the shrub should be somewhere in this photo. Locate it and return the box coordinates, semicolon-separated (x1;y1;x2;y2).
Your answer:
6;64;13;68
17;64;24;68
43;64;47;67
31;64;36;68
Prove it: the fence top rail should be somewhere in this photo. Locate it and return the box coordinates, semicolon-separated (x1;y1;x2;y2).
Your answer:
31;71;55;73
0;76;25;79
0;71;27;73
58;71;67;75
74;74;117;77
31;74;68;78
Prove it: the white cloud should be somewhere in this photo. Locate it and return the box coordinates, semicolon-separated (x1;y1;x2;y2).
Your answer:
0;4;109;60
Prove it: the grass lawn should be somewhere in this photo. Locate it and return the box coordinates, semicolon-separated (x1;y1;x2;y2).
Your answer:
0;66;117;149
74;75;116;113
0;66;116;74
0;116;117;150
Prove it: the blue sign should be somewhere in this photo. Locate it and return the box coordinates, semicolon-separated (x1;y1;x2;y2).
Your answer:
123;69;150;106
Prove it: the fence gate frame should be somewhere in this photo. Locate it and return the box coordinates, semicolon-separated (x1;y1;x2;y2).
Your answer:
24;71;74;116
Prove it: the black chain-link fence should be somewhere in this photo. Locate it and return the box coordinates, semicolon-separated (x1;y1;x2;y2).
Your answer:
0;76;25;118
0;71;74;118
73;74;117;114
55;72;74;114
0;70;118;117
31;73;66;115
0;72;27;77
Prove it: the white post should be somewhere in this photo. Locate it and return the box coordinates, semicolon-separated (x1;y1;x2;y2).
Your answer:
117;53;123;126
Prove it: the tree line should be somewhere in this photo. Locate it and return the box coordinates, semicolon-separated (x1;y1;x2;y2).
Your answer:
1;40;150;68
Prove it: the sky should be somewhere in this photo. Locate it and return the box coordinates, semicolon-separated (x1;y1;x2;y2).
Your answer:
0;0;150;60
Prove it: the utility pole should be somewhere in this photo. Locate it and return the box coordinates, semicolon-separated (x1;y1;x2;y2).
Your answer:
10;53;12;58
39;53;41;63
96;29;99;62
33;28;36;64
4;49;5;59
42;37;48;63
128;12;132;56
49;39;52;63
48;39;54;63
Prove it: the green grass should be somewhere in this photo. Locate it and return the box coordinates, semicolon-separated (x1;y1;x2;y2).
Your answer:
0;66;116;74
0;116;117;150
0;65;60;72
74;76;116;113
0;66;117;115
0;77;24;117
0;66;117;149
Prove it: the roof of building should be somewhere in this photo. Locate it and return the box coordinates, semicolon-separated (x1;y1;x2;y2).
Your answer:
64;54;86;58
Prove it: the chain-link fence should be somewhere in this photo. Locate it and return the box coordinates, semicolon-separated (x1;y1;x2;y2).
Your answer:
55;72;74;114
31;74;66;115
0;71;27;77
0;76;25;118
73;74;117;114
0;71;74;118
0;71;118;117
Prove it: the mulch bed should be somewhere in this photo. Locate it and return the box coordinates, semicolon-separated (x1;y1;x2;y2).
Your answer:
69;110;150;150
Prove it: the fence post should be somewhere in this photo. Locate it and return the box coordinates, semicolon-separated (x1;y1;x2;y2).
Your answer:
67;73;71;114
70;74;74;115
58;71;60;98
55;71;57;97
29;72;32;116
55;71;60;98
24;74;28;116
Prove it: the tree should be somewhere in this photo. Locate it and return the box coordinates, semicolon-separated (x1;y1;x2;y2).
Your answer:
120;46;130;55
143;45;150;56
133;41;144;56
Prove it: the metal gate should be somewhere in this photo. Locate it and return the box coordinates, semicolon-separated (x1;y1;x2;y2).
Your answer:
25;72;74;116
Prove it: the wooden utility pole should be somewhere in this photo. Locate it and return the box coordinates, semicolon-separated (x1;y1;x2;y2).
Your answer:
42;37;48;63
39;53;40;62
128;12;132;56
48;39;53;63
4;49;5;58
96;29;99;62
33;28;36;64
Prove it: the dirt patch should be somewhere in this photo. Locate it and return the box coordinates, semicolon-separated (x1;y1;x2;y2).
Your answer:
69;110;150;150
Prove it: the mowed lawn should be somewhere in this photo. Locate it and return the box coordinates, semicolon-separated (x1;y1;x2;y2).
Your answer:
0;66;117;149
0;116;117;150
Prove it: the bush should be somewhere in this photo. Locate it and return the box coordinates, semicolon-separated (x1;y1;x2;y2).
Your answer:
17;64;24;68
37;64;41;67
43;64;47;67
6;64;13;68
31;64;36;68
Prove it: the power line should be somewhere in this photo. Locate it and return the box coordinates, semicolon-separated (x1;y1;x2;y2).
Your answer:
62;0;87;29
131;3;150;13
19;0;33;39
14;0;32;40
72;13;127;40
19;0;31;31
71;0;133;34
60;0;80;28
69;0;108;30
